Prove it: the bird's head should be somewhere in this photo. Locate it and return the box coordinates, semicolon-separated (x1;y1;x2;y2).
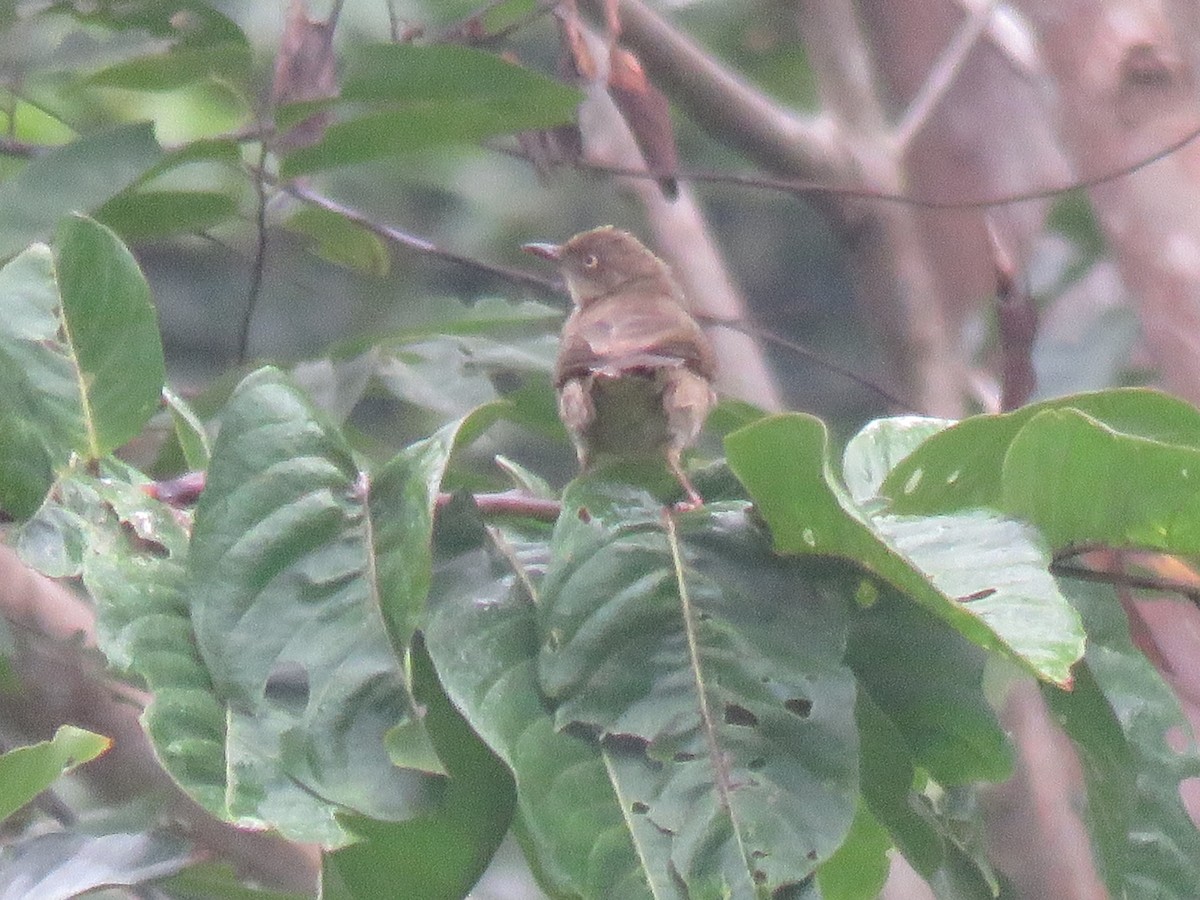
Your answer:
523;226;675;307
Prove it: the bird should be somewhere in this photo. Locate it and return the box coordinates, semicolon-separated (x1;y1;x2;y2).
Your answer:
522;226;717;509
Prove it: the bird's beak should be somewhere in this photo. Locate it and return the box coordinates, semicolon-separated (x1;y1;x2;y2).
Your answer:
521;241;562;261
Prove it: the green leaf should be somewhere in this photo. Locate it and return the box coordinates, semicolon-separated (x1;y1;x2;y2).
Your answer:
425;499;656;899
17;473;228;815
54;215;166;456
160;861;312;900
726;414;1083;685
846;585;1012;787
0;216;165;517
854;696;998;897
57;0;245;45
1002;408;1200;552
163;386;211;470
90;42;252;91
95;189;240;240
188;368;470;843
815;799;891;900
284;206;390;277
280;44;580;177
538;481;858;896
883;388;1200;514
323;639;515;900
1044;583;1200;899
0;123;164;259
0;725;110;823
842;415;955;504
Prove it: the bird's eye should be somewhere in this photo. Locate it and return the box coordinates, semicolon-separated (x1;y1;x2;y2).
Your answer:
583;254;599;269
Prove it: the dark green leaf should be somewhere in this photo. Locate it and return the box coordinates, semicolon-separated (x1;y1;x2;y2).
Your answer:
0;216;165;516
279;44;580;177
96;189;240;240
538;481;858;896
52;0;246;45
847;586;1013;786
340;43;577;106
54;215;166;456
0;123;164;259
425;499;655;898
815;799;891;900
188;368;472;843
90;42;252;91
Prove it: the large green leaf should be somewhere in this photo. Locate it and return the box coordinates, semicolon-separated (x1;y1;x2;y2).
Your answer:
90;42;252;92
0;725;110;823
187;368;469;844
279;44;581;177
726;414;1083;685
854;696;998;898
425;499;656;898
1044;582;1200;899
0;123;164;259
1001;408;1200;552
882;389;1200;514
537;480;859;897
0;216;166;517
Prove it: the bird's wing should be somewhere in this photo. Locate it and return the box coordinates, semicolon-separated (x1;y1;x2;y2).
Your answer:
555;296;716;385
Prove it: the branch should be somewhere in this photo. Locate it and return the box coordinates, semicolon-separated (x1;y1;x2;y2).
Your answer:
281;181;562;295
577;0;856;187
893;0;999;153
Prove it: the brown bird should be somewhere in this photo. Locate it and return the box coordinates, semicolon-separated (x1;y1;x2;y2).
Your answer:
522;226;717;508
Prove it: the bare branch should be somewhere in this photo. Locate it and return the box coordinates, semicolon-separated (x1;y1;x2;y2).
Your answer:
893;0;999;154
577;0;855;188
281;181;562;295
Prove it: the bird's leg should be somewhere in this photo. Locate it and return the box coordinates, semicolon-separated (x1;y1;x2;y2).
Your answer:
666;446;704;511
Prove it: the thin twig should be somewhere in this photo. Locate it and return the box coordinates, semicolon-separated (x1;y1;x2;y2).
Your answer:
893;0;999;153
282;180;562;294
237;142;271;364
697;315;912;410
492;118;1200;210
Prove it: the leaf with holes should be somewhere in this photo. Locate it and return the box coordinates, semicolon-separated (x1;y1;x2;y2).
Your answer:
424;498;662;898
882;388;1200;514
17;471;227;816
187;367;474;843
537;480;858;897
